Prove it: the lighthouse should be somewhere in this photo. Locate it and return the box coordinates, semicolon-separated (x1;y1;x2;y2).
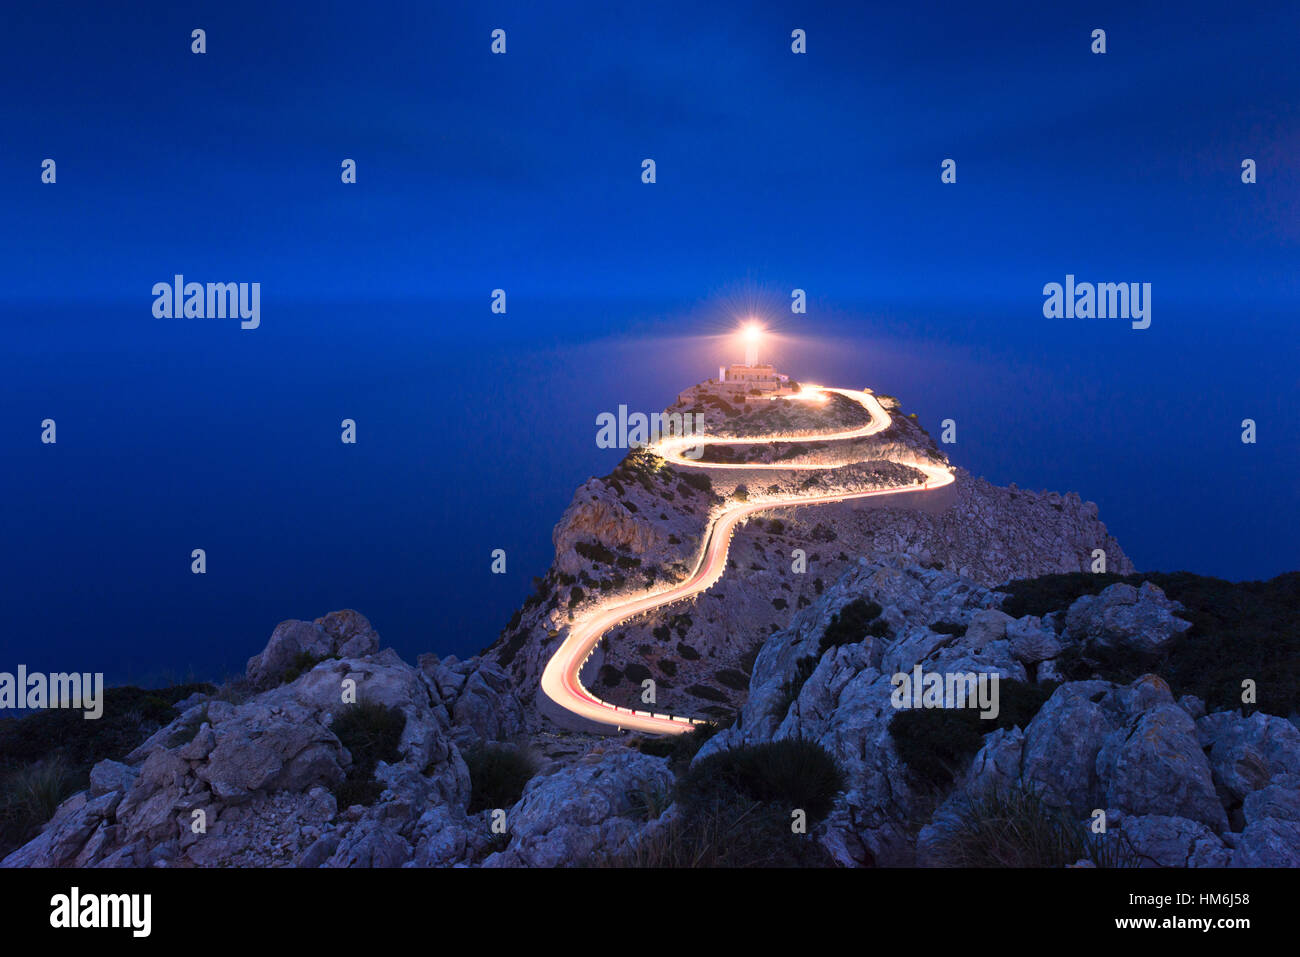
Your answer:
742;323;761;367
681;320;795;408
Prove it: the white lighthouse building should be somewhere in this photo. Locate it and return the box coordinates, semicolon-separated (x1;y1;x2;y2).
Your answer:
683;325;795;408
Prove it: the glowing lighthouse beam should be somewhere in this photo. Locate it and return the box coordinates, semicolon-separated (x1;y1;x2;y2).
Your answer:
741;321;763;367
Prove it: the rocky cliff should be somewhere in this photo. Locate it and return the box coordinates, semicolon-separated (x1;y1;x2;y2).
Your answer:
484;383;1133;721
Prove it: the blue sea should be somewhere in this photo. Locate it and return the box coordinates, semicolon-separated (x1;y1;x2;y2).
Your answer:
1;297;1296;685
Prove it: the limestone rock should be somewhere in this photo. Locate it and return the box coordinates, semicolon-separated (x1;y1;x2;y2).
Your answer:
1203;711;1300;803
1096;704;1226;829
1063;582;1191;654
484;748;672;868
245;609;381;688
1118;815;1232;867
1231;818;1300;867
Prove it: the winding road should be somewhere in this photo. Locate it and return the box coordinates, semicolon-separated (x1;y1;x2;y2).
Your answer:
539;386;955;736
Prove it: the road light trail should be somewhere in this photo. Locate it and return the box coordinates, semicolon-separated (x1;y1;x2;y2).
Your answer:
539;387;955;735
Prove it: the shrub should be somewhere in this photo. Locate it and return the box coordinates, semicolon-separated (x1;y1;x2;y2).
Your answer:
633;737;676;759
818;598;885;653
713;669;749;691
635;720;722;773
494;629;528;667
927;786;1136;868
574;541;618;565
685;683;728;702
463;744;538;814
931;620;967;637
776;655;819;715
282;651;331;684
623;663;651;682
889;680;1058;790
666;722;719;767
994;679;1059;730
0;756;81;855
889;707;986;791
997;571;1133;619
680;472;712;493
0;683;213;769
606;787;834;868
679;739;846;824
330;702;406;809
624;779;672;822
610;735;844;868
738;642;762;675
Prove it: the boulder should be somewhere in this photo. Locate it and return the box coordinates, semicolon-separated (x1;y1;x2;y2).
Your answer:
1007;615;1062;665
196;701;346;803
486;748;672;868
245;610;381;688
421;655;527;748
1230;818;1300;867
89;759;139;797
1242;774;1300;825
325;822;412;868
1096;704;1227;830
245;620;333;687
1118;815;1232;867
1203;711;1300;802
408;806;477;868
0;791;121;868
1063;582;1191;654
1021;681;1114;809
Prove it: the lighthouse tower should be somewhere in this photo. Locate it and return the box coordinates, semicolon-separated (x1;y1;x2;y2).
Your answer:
742;325;760;367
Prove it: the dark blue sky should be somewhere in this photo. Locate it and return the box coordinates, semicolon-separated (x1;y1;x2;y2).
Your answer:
1;2;1296;684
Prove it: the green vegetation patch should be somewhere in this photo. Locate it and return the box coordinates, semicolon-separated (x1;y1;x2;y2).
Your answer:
575;541;618;565
462;743;538;814
818;598;889;654
679;739;846;823
888;680;1058;790
331;702;406;809
927;785;1138;868
713;669;749;691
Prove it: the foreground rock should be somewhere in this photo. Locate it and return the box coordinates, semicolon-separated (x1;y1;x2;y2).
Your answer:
2;613;524;869
420;654;527;749
482;747;673;867
245;609;380;688
697;557;1300;868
